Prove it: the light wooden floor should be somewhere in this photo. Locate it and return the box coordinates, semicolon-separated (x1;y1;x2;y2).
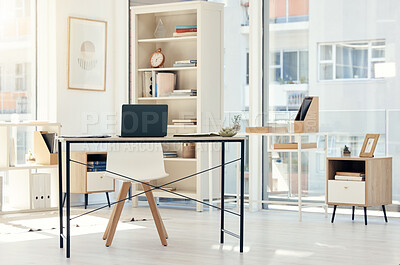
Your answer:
0;204;399;265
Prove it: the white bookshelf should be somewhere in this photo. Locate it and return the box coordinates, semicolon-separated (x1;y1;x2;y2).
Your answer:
131;1;224;211
0;122;61;212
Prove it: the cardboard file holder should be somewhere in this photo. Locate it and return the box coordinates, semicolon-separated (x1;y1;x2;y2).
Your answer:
34;131;58;165
294;96;319;133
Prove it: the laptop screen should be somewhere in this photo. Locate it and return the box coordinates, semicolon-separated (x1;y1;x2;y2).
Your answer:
121;104;168;137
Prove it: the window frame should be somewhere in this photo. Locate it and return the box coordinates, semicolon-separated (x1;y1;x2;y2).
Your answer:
269;49;309;84
318;39;386;82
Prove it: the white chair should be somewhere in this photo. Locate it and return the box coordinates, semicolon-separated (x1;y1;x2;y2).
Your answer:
102;143;169;247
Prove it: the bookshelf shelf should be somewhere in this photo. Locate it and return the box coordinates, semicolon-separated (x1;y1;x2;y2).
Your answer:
164;158;197;162
167;125;197;129
132;1;223;211
138;96;197;101
138;67;197;72
0;164;58;171
138;36;197;43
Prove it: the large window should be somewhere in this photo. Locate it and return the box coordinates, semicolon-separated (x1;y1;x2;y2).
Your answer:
270;50;308;84
0;0;36;118
318;40;385;81
265;0;400;209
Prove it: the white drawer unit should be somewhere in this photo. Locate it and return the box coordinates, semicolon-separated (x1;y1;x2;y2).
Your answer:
87;172;114;192
327;180;365;205
326;157;392;225
64;152;115;209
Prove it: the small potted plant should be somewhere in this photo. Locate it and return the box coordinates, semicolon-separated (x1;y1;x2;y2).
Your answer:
342;145;351;157
219;115;241;137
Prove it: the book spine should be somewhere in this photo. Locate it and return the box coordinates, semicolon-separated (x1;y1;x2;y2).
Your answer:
176;28;197;33
87;161;107;166
175;60;197;64
87;168;106;172
175;25;197;29
173;63;196;67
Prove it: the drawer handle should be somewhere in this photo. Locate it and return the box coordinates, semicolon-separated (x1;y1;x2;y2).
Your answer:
344;186;348;189
100;175;103;179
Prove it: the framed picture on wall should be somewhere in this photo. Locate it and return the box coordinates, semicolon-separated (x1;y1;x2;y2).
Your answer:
359;134;380;157
68;17;107;91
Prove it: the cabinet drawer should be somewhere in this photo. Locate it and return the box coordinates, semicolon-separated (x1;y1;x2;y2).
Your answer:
87;172;114;192
328;180;365;205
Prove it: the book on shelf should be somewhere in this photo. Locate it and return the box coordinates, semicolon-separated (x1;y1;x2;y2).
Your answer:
175;60;197;64
87;160;107;172
335;172;365;177
334;175;365;181
176;28;197;33
172;119;197;125
173;32;197;37
171;89;197;97
88;168;107;172
142;71;153;97
173;63;197;67
163;151;178;158
156;72;176;97
159;186;176;191
175;25;197;29
87;161;107;166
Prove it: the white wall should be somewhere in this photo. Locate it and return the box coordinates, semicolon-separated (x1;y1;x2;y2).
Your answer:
55;0;128;136
309;0;399;111
38;0;128;205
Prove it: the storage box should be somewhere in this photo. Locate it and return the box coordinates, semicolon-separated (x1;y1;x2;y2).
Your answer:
274;143;317;149
34;131;58;165
294;97;319;133
30;173;51;209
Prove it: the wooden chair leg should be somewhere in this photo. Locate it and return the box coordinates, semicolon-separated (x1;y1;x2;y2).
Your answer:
103;201;118;240
157;206;168;239
105;182;131;247
142;183;168;246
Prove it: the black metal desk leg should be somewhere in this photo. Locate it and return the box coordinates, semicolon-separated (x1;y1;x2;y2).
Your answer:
58;141;63;248
240;140;245;253
220;142;225;244
382;205;388;223
66;142;71;258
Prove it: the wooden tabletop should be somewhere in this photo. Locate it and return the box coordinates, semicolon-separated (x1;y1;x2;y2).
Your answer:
327;156;392;161
58;136;248;142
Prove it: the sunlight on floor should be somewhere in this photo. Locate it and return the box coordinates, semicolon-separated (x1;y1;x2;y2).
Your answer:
0;215;146;243
275;249;314;258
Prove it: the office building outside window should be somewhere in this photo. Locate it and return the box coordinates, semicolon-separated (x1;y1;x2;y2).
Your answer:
0;0;36;118
318;40;386;81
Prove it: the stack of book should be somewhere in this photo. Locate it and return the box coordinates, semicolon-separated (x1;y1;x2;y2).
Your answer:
163;151;178;158
159;186;176;191
334;172;365;181
172;119;197;125
173;25;197;37
173;60;197;67
170;89;197;97
87;161;107;172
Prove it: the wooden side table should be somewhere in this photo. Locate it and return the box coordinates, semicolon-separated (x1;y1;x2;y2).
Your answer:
326;157;392;225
